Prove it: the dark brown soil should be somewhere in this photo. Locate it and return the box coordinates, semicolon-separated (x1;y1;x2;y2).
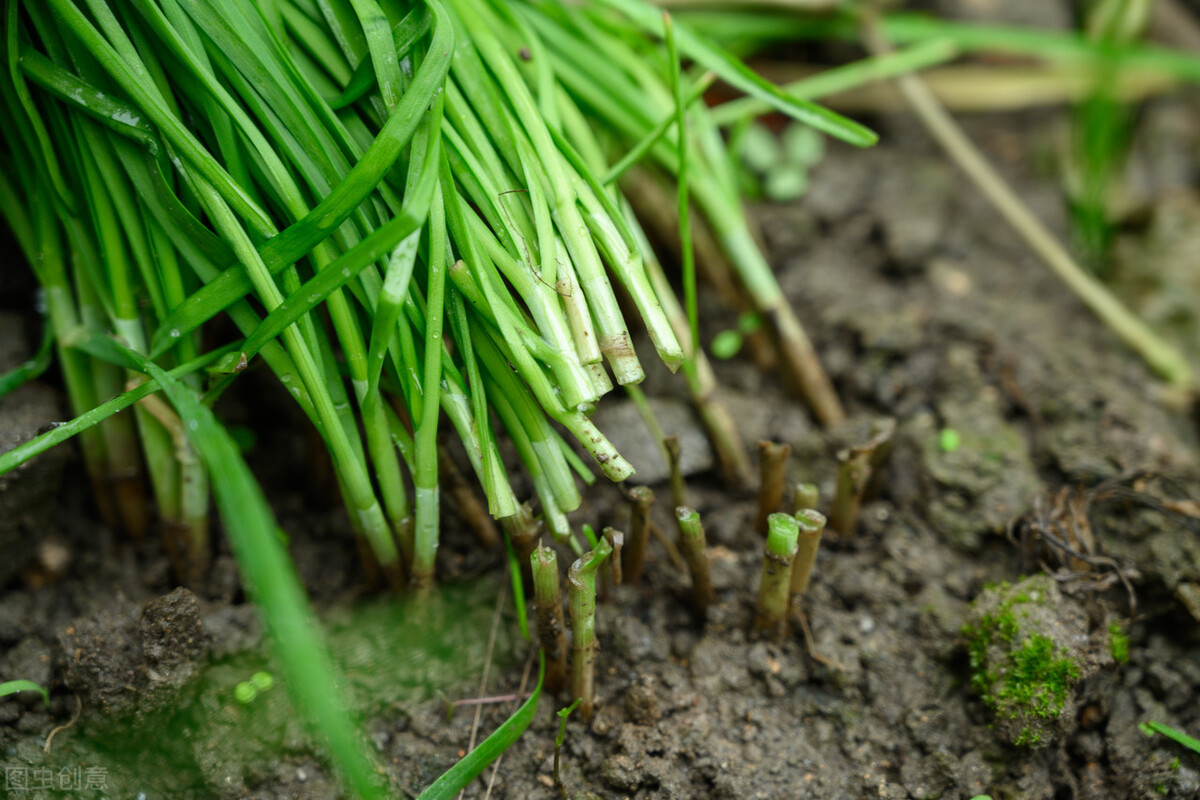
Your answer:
4;58;1200;800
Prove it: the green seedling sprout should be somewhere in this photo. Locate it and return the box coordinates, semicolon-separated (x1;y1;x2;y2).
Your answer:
532;545;568;695
250;671;275;692
710;312;763;361
234;682;258;705
675;507;714;618
0;680;50;708
789;509;828;597
733;122;824;202
755;513;800;639
792;481;820;515
756;440;792;536
830;419;895;540
1109;621;1131;664
623;486;655;584
568;532;616;721
553;698;583;798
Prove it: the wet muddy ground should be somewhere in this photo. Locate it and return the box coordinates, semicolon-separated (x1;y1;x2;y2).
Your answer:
4;67;1200;800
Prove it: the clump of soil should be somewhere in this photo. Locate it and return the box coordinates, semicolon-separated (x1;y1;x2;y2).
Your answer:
963;575;1112;748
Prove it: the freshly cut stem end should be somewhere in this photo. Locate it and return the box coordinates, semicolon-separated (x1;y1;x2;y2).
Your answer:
675;506;713;617
792;482;820;515
755;440;791;536
532;545;568;695
790;509;827;597
623;486;654;584
755;513;799;639
568;536;614;721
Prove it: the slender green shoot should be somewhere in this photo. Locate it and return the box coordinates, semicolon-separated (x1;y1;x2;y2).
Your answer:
0;316;54;399
553;697;583;797
416;655;544;800
0;680;49;707
664;12;699;361
1140;721;1200;756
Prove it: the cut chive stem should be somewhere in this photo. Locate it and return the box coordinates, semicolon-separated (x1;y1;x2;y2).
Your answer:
755;513;800;640
790;509;827;597
532;544;568;695
830;419;895;541
792;481;820;516
602;526;625;590
755;440;791;536
623;485;654;584
664;435;687;511
568;534;615;721
675;506;713;618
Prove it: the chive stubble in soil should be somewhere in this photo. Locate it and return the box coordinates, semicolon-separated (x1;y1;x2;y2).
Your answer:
568;535;614;721
623;485;655;583
755;513;800;640
532;545;568;694
790;509;827;596
676;506;714;617
756;439;791;535
792;481;820;515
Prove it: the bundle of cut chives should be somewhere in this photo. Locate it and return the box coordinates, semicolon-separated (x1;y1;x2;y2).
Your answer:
0;0;872;592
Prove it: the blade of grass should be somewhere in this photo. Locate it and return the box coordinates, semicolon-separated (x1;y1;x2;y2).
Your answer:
0;315;54;399
75;331;388;799
1141;721;1200;755
416;653;544;800
0;680;49;707
591;0;877;146
710;37;959;125
148;0;455;355
664;12;698;363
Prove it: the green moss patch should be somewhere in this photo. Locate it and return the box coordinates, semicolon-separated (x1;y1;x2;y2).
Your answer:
962;576;1086;748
